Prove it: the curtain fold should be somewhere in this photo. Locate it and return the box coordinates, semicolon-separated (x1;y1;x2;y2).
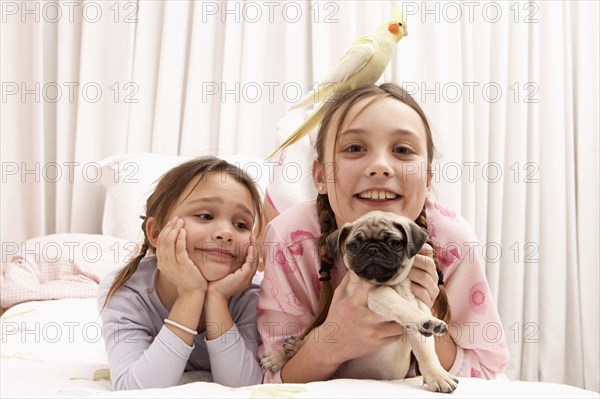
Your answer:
1;0;597;391
571;1;600;390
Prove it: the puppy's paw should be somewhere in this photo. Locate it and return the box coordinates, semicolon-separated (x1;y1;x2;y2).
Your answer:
260;350;288;373
423;370;459;393
419;319;447;337
283;336;305;357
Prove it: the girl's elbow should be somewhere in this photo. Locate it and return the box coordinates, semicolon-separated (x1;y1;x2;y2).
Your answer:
111;377;128;391
112;372;144;391
479;355;510;380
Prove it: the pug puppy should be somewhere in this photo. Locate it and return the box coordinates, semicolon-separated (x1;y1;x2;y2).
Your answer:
260;211;459;393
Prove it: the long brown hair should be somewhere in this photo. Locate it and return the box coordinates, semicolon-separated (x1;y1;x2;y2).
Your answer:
303;83;450;338
100;156;264;311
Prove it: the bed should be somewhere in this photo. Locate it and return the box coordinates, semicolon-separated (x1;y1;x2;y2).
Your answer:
1;153;598;398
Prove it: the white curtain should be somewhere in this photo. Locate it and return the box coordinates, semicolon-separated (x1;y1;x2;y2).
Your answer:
1;0;598;391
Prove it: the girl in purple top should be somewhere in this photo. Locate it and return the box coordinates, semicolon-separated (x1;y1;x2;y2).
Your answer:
99;157;264;390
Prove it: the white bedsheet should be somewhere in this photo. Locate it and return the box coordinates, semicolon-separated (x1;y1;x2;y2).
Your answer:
1;299;598;398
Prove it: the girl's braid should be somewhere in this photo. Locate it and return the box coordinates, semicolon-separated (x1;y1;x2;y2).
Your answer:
300;193;338;339
415;205;451;324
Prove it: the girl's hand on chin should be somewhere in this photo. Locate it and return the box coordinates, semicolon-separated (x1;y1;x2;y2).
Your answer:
156;217;208;294
207;236;259;300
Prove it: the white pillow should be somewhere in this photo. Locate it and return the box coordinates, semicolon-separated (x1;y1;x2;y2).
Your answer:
0;233;134;308
98;153;270;243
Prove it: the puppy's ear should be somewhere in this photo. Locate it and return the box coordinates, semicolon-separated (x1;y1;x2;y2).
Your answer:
326;225;351;260
395;219;429;258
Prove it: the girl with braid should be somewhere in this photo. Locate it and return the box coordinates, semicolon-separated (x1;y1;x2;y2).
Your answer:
257;83;510;383
98;157;264;390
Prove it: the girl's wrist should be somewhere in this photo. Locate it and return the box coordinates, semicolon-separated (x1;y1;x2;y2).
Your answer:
310;325;347;369
176;287;206;300
280;328;341;383
205;289;229;303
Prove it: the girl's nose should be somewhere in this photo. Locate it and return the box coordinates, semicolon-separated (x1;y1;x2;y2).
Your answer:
365;152;395;177
213;223;234;242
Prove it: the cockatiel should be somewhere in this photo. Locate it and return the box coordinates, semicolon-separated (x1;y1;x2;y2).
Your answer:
267;9;408;160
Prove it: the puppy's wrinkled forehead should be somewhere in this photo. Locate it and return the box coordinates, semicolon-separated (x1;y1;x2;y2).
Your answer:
351;214;404;240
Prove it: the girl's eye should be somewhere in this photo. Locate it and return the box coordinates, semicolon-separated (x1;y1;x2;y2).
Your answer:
234;221;249;230
393;146;412;155
196;213;213;221
344;144;364;153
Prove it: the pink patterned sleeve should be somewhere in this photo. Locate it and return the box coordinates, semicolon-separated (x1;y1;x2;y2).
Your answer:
257;222;321;383
428;202;510;379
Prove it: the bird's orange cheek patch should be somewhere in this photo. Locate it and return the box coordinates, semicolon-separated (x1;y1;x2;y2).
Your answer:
388;24;400;35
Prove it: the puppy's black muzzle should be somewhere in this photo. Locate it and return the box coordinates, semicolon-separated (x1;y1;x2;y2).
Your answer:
350;243;403;283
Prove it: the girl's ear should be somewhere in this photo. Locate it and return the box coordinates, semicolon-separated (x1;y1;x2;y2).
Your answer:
145;217;160;247
312;159;327;194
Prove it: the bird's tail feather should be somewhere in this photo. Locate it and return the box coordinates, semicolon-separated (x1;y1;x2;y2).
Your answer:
266;104;329;160
289;83;338;111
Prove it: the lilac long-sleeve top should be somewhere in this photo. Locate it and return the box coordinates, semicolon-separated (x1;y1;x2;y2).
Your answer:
257;200;510;383
98;256;263;390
